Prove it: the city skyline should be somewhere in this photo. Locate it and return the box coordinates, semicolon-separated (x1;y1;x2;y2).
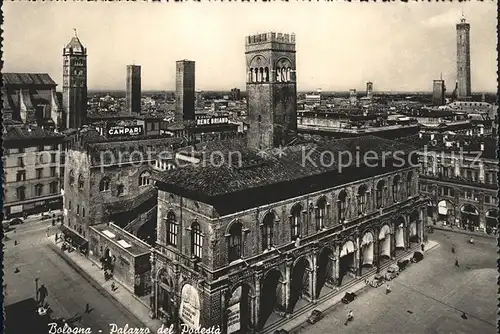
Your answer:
3;2;497;92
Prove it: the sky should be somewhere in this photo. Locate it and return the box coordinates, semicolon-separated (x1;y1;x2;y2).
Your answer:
3;2;497;92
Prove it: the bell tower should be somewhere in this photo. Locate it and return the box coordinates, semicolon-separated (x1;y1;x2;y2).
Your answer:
245;32;297;151
63;29;88;130
456;14;471;100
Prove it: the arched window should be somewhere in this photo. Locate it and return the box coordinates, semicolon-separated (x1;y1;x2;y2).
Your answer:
281;68;287;82
99;177;110;192
290;204;302;241
50;181;58;194
259;67;264;82
262;213;274;251
315;197;327;231
357;185;367;215
166;211;178;247
337;190;347;221
139;171;150;186
35;184;43;197
406;171;414;197
191;222;203;259
276;67;281;82
117;184;124;196
392;175;401;203
264;67;269;82
249;68;254;83
78;175;84;190
69;170;75;185
376;180;385;209
82;207;85;218
228;221;242;262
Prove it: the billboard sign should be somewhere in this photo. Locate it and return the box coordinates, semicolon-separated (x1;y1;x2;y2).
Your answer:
107;126;143;137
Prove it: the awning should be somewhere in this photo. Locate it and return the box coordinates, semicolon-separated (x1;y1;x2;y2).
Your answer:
379;225;391;240
59;224;88;247
361;232;374;246
340;240;355;257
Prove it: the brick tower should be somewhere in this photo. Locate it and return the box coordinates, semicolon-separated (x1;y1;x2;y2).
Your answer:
63;30;88;130
126;65;141;114
175;60;195;122
456;15;471;100
245;32;297;151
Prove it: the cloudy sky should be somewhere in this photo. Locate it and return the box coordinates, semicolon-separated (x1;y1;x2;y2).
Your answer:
3;2;497;92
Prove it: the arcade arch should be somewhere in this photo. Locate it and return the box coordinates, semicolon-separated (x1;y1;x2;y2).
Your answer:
360;232;374;274
289;257;311;312
378;224;391;263
316;247;334;298
461;204;479;231
338;240;356;286
259;269;284;328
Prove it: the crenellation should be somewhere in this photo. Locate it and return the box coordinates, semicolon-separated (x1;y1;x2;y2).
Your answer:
246;31;296;46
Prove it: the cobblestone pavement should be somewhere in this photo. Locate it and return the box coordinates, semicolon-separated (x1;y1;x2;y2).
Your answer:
293;230;496;334
3;220;145;333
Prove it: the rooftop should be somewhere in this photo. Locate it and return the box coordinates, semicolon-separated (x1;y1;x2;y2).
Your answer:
2;73;57;87
91;223;150;257
3;126;64;142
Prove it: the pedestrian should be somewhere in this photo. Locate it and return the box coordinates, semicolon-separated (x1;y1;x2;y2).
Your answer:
421;244;425;252
46;227;50;237
455;259;459;267
386;283;391;294
111;282;116;291
37;284;48;305
14;240;18;245
461;312;468;319
14;267;20;273
84;303;90;314
451;246;455;253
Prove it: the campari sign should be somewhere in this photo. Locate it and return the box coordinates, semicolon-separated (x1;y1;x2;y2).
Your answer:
107;126;143;137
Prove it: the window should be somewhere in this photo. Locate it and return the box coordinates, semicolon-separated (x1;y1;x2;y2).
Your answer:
77;205;80;215
19;147;25;153
16;170;26;182
16;186;26;201
392;175;401;203
50;167;56;177
35;184;43;197
69;171;75;185
315;197;327;230
38;145;44;152
376;180;385;208
357;185;367;215
52;144;58;151
191;222;203;259
466;170;472;180
78;175;84;189
228;221;242;262
406;171;414;197
17;157;24;167
49;181;58;194
262;213;274;251
485;196;490;204
166;212;178;246
69;201;72;210
36;168;43;179
290;204;302;241
337;190;347;221
38;154;44;164
139;171;151;186
51;153;57;163
117;184;124;196
82;208;85;218
99;177;110;191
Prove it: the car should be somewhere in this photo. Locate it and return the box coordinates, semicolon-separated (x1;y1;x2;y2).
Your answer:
397;259;410;271
341;292;357;304
368;274;385;287
307;309;324;324
274;330;289;334
384;265;399;280
411;251;424;263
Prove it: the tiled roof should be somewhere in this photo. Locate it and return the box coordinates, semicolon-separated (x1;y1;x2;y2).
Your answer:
3;73;57;87
153;135;418;204
3;126;64;142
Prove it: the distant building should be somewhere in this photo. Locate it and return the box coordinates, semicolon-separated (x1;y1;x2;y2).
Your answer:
126;65;141;114
245;32;297;150
457;16;471;100
3;126;64;220
195;90;204;109
349;89;357;104
432;80;446;106
2;73;62;129
366;82;373;99
230;88;241;101
63;30;88;130
175;60;195;122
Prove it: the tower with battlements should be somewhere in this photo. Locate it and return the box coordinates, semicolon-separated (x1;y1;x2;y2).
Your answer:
245;32;297;151
63;30;88;130
456;15;471;100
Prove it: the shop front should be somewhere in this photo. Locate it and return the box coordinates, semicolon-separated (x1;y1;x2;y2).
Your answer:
4;196;63;220
59;224;89;255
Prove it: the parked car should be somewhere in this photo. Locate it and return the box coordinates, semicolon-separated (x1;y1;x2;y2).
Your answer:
397;259;410;271
307;310;324;324
411;251;424;263
341;292;357;304
368;274;385;287
274;330;289;334
384;265;400;280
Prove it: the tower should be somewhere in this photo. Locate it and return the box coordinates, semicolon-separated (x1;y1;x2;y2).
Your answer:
245;32;297;151
349;89;357;104
456;15;471;100
126;65;141;114
366;82;373;99
63;29;88;130
432;79;446;106
175;60;195;122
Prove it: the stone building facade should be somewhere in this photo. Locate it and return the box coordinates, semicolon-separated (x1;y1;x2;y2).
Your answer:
150;136;427;333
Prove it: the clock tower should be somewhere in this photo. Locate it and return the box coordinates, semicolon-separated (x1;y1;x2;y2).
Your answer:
63;29;88;130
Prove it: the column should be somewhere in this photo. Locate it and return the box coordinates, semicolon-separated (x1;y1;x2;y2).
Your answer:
149;250;157;319
405;220;410;250
355;236;361;277
326;254;336;288
254;272;262;329
311;250;318;303
375;237;381;273
416;207;423;243
284;260;292;314
220;287;229;334
390;231;396;260
334;244;340;286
